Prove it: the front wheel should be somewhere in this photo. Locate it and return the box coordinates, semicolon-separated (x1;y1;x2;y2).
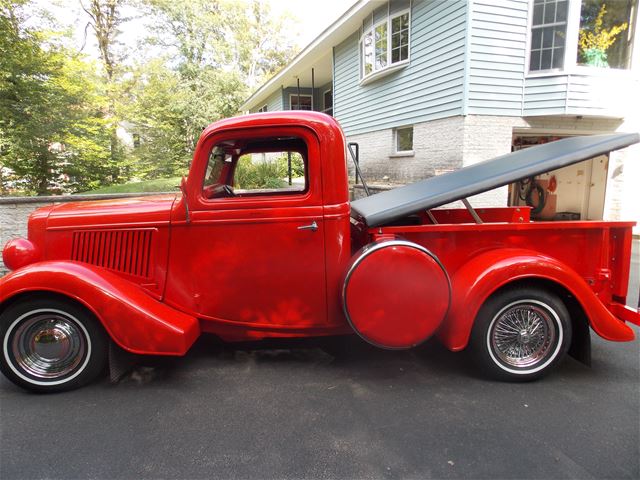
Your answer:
469;287;572;381
0;297;108;393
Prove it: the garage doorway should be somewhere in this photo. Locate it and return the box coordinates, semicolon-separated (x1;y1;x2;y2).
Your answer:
510;134;609;221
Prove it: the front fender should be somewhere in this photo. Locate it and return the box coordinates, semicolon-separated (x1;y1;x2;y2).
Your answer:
437;248;635;351
0;261;199;355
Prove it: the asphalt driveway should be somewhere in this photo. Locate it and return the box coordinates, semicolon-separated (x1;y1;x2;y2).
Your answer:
1;240;638;479
1;324;639;479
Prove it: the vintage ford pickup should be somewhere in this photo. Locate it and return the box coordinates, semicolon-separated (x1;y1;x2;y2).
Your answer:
1;112;639;392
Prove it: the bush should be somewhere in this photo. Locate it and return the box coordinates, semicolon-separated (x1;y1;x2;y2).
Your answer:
234;152;304;189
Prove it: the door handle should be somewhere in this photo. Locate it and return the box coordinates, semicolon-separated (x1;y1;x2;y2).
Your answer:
297;220;318;232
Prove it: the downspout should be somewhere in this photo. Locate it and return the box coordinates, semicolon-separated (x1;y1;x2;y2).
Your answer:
332;46;336;117
461;0;473;117
312;68;315;111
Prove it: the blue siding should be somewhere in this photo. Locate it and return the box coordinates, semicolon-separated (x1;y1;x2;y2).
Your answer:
250;90;283;113
523;75;567;116
333;0;467;136
267;90;284;112
466;0;529;116
523;73;636;117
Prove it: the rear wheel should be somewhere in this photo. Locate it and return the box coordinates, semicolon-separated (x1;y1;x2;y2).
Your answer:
0;297;108;393
470;287;572;381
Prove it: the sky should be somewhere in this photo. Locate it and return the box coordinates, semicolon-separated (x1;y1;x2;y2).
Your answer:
267;0;355;48
38;0;355;60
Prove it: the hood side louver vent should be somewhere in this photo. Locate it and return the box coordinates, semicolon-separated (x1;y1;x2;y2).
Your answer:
71;229;154;279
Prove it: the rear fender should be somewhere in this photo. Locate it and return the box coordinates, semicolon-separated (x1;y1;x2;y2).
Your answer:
0;262;199;355
438;248;635;351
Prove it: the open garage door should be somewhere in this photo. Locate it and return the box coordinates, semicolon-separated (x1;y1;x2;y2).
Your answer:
510;135;608;221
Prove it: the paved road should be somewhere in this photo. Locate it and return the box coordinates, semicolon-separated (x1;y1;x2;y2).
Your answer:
1;325;638;479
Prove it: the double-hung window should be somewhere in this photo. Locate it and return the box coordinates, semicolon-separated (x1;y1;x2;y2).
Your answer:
289;94;312;111
529;0;569;71
361;1;411;79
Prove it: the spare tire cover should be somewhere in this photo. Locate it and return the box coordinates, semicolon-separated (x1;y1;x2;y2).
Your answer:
342;240;451;349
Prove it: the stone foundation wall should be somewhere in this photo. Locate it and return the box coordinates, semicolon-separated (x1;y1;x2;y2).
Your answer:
0;193;169;275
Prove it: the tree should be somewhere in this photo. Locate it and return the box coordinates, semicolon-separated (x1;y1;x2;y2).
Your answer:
230;0;297;89
0;0;300;193
133;0;294;162
121;59;186;178
80;0;127;179
0;0;112;194
141;0;239;149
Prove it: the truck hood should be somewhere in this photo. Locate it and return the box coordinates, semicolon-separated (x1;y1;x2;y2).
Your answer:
46;194;177;229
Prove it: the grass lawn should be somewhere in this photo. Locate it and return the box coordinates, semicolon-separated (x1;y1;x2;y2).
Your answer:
79;177;182;195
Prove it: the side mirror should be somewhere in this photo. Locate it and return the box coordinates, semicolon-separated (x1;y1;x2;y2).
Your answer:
180;176;190;223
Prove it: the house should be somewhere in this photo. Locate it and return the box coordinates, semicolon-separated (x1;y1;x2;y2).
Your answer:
240;0;640;232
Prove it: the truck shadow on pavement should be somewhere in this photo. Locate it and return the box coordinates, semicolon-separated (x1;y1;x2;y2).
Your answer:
114;334;487;387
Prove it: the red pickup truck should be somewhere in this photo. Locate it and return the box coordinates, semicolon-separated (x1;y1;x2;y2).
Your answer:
1;112;639;392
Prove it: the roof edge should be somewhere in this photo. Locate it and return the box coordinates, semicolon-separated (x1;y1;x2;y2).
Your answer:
240;0;368;112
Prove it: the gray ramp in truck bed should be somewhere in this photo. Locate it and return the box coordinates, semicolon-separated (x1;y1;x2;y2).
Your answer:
350;133;640;227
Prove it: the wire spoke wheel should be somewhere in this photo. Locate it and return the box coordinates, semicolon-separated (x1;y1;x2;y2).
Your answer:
471;288;571;381
490;302;556;369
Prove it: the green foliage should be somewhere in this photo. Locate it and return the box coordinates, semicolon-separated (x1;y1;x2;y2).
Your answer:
78;176;181;194
140;0;249;152
0;1;112;194
228;0;297;89
121;59;188;179
0;0;298;195
234;156;285;189
276;152;305;179
233;152;305;189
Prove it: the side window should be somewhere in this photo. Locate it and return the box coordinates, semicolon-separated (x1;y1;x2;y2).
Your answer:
202;136;308;199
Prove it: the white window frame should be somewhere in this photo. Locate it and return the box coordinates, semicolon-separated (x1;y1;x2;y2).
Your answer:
289;94;313;111
528;0;570;73
360;5;411;83
257;105;268;113
322;89;333;114
392;125;414;156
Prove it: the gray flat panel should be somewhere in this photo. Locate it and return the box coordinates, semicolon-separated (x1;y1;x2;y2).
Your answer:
351;133;640;227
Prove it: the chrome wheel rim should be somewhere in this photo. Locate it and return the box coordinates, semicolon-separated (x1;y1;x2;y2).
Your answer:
488;300;559;371
7;311;87;381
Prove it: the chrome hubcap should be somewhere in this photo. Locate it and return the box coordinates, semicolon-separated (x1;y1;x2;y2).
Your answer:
10;313;86;379
490;302;557;368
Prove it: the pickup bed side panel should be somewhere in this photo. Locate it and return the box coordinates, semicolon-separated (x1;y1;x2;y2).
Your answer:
0;262;200;355
438;248;635;351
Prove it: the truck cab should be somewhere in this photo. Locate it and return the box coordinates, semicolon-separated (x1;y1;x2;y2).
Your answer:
165;115;352;338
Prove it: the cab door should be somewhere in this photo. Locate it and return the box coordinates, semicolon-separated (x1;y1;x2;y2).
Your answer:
166;125;328;330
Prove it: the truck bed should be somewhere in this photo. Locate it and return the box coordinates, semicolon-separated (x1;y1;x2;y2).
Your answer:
370;207;635;306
